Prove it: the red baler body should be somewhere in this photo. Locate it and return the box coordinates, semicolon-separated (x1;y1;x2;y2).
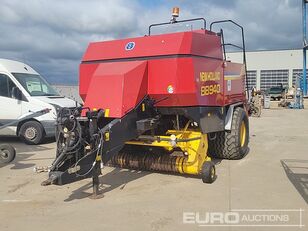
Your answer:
80;30;245;118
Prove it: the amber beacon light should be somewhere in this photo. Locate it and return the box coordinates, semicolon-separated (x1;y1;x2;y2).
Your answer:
172;7;180;17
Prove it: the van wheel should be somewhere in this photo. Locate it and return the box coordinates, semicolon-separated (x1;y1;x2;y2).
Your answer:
19;121;45;145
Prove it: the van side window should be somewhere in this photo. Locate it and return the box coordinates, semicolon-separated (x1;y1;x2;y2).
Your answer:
0;74;17;98
0;74;9;97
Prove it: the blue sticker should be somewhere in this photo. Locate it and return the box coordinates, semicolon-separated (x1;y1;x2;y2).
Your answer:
125;42;135;50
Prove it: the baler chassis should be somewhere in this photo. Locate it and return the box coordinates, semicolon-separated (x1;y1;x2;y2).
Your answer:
43;8;250;197
43;97;222;196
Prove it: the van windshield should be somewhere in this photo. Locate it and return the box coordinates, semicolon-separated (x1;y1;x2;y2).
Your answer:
13;73;59;96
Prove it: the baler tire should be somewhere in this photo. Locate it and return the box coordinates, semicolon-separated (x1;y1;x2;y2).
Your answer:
201;161;216;183
208;107;249;160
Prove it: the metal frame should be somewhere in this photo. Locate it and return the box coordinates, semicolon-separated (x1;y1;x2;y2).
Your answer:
125;130;209;175
219;29;226;60
224;102;243;130
303;0;308;96
148;18;206;36
210;20;249;95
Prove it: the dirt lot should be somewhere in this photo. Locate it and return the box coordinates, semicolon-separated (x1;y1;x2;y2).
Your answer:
1;104;308;231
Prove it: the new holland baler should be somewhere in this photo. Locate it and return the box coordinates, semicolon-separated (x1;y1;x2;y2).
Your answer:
43;9;249;196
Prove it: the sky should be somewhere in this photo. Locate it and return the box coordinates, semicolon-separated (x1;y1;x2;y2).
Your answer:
0;0;303;84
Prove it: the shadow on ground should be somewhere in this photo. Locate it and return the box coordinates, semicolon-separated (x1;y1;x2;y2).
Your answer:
64;168;150;202
63;156;228;202
281;159;308;204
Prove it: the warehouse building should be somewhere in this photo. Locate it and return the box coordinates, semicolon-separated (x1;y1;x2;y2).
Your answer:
227;48;304;91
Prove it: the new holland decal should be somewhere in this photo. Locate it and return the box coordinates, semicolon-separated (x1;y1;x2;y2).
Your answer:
200;71;221;96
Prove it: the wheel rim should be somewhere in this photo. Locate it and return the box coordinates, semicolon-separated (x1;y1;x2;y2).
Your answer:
210;166;215;179
25;127;37;140
240;121;246;147
0;149;9;159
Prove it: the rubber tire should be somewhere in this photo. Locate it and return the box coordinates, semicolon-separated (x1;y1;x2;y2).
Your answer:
19;121;45;145
252;106;261;117
201;161;216;183
208;107;249;160
0;144;16;164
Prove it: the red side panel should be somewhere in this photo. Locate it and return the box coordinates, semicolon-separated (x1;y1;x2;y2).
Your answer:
148;57;224;107
194;58;224;106
82;30;222;62
224;62;246;105
148;58;197;106
79;63;99;101
82;61;147;118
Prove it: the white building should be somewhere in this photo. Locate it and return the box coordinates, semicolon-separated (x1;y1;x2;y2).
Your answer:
227;49;304;91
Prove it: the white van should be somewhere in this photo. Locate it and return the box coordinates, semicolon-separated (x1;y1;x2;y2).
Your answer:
0;59;77;144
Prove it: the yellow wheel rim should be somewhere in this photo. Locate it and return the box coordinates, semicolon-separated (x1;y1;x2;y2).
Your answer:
211;167;215;179
240;121;246;147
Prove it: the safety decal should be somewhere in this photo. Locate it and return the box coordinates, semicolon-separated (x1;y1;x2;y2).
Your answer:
227;80;232;91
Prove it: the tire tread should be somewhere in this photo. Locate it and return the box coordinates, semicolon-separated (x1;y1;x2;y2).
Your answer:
208;107;249;160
